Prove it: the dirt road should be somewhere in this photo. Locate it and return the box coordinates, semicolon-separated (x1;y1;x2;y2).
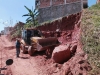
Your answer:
0;35;14;75
0;35;57;75
0;35;92;75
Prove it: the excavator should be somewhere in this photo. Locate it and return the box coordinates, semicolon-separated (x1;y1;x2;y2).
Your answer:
20;28;59;56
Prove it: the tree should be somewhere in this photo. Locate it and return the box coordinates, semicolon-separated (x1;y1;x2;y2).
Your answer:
22;6;39;27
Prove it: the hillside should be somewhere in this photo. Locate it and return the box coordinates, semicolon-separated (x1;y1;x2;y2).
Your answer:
81;3;100;75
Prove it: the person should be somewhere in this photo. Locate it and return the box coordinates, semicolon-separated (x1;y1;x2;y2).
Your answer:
15;38;21;57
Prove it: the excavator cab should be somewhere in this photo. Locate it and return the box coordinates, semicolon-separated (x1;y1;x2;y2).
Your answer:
21;28;42;45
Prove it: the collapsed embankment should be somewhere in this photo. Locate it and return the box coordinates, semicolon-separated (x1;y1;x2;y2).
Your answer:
37;12;81;44
36;11;92;75
0;11;93;75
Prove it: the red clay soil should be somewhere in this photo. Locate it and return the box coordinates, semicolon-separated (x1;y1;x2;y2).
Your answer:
0;12;92;75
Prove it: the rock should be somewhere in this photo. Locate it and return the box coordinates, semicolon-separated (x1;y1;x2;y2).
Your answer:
70;43;77;55
52;44;71;63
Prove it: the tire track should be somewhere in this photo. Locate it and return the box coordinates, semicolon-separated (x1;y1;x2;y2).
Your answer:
0;36;13;75
0;35;52;75
0;36;13;59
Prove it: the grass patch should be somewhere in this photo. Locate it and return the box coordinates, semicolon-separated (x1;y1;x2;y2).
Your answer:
81;3;100;75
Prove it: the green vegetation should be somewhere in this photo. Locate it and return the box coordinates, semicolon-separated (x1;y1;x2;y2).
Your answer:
23;6;39;28
81;3;100;75
9;6;39;40
11;29;21;40
10;25;22;40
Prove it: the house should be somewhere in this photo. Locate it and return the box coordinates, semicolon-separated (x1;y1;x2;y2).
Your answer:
35;0;65;9
1;30;5;35
35;0;88;9
13;21;25;30
35;0;83;23
97;0;100;3
4;27;13;35
10;21;25;35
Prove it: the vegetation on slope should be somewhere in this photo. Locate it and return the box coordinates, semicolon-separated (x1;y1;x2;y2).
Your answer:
22;6;39;28
81;3;100;75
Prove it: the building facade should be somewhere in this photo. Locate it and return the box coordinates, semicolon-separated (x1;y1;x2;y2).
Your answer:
35;0;83;23
97;0;100;3
1;30;5;35
4;27;12;35
35;0;81;8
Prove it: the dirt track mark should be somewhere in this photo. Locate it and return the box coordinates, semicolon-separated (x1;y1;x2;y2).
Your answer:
0;36;13;75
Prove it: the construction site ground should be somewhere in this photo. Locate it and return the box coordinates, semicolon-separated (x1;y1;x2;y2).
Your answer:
0;35;57;75
0;35;92;75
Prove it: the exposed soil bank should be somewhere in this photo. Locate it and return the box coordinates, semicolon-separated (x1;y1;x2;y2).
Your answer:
0;12;92;75
37;12;81;44
36;11;92;75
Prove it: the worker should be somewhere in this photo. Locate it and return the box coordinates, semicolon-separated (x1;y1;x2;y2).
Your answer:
15;38;21;57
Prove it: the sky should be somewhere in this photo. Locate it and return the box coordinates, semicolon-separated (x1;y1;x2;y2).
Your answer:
0;0;97;32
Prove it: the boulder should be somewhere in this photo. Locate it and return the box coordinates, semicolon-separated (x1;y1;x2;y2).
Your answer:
52;44;71;63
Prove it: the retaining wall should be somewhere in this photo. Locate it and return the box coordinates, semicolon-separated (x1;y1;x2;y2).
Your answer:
38;0;82;23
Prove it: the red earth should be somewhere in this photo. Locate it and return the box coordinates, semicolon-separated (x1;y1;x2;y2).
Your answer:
0;34;91;75
0;12;92;75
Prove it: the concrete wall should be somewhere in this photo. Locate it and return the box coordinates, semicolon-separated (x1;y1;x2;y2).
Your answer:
38;1;82;23
39;0;51;8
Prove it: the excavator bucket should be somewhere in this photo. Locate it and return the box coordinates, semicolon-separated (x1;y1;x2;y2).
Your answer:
31;37;59;51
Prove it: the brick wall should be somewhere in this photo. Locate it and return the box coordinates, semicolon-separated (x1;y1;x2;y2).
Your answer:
97;0;100;3
39;0;65;8
36;0;82;23
38;1;82;23
66;0;80;3
39;0;51;8
52;0;64;6
36;0;81;8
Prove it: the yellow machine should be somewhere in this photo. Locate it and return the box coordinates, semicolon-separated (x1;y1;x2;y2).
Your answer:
20;28;59;56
